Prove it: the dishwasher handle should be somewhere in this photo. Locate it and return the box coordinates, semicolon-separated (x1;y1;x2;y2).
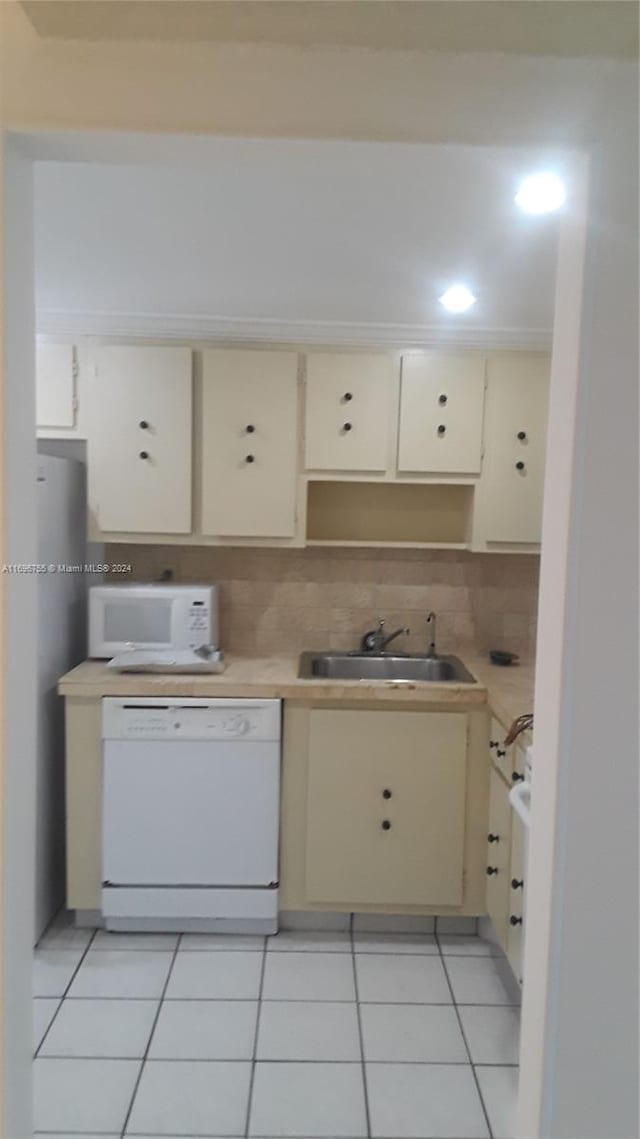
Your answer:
509;780;531;829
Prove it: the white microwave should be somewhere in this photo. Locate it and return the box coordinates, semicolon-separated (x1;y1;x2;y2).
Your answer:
89;584;218;659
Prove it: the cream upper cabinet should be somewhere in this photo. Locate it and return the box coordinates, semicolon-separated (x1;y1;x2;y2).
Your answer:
304;353;395;472
88;345;192;534
472;354;550;548
485;763;513;953
201;350;298;538
398;353;486;475
305;708;467;907
36;341;77;431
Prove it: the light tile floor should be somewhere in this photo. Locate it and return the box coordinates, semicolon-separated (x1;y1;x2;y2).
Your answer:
34;916;520;1139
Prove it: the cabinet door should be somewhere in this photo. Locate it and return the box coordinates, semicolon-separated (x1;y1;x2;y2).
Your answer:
304;353;394;472
507;813;526;985
305;709;467;906
89;346;192;534
201;350;298;538
485;765;512;953
36;342;76;429
398;354;486;474
473;354;550;546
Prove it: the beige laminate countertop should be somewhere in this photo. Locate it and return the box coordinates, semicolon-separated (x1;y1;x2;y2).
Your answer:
58;653;534;728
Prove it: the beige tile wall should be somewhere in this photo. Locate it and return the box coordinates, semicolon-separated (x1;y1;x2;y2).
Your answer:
107;545;539;660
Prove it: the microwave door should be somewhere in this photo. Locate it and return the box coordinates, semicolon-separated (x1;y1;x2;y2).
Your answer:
103;597;173;652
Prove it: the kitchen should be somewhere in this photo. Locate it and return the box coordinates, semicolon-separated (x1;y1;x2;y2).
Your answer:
29;138;552;1139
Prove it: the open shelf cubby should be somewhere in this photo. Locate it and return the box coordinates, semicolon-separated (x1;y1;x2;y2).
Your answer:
305;480;474;547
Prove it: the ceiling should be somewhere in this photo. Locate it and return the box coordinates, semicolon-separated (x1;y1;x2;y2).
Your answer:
34;138;565;347
20;0;638;58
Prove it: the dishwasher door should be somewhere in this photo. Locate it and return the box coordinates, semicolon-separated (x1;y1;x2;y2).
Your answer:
103;737;280;888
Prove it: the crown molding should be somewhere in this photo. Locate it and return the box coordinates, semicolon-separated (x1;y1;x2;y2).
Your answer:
36;310;552;351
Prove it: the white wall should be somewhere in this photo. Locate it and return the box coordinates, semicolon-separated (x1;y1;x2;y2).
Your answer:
2;139;36;1139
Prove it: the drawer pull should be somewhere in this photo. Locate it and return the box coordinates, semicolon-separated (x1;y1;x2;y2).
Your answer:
510;914;523;926
438;393;448;406
437;424;446;436
343;392;353;402
245;454;255;464
343;422;353;432
517;431;527;441
139;450;149;460
496;748;507;757
382;789;392;800
489;740;499;749
486;866;498;876
381;819;392;831
516;461;525;471
246;424;255;434
511;878;524;890
512;771;525;783
487;833;499;844
139;420;149;429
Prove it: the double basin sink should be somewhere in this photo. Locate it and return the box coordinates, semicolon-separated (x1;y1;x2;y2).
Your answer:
299;651;476;684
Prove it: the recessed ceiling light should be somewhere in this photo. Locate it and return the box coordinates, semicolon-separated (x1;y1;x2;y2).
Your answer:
439;285;477;313
515;172;566;215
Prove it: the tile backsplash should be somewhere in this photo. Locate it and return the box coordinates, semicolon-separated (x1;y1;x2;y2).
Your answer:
107;545;539;660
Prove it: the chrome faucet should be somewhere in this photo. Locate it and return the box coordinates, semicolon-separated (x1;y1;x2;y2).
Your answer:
425;611;437;657
360;619;409;654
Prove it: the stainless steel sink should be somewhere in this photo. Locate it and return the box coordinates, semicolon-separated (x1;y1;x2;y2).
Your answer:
298;651;477;684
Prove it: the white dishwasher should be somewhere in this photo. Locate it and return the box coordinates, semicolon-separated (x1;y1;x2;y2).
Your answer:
101;696;281;933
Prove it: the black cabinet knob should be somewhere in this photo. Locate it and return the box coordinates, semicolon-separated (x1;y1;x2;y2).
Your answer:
343;392;353;402
246;424;255;434
511;878;524;890
489;740;499;749
486;866;498;876
512;771;525;783
517;431;527;441
510;915;523;926
496;748;507;758
516;461;525;471
437;424;446;436
139;420;149;429
245;454;255;464
381;819;391;831
382;789;392;800
139;450;149;460
438;393;448;406
488;833;500;844
343;422;353;432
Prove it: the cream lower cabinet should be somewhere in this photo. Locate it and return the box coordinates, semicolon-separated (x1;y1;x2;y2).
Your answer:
280;703;489;914
88;345;193;534
398;353;486;475
485;764;513;951
304;353;395;472
507;807;526;984
201;349;299;538
472;353;550;549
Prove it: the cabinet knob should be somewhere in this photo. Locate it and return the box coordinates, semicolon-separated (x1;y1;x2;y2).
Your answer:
139;450;149;460
437;424;446;436
517;431;527;441
381;819;392;831
516;461;525;471
382;789;392;800
343;392;353;402
438;393;448;406
510;915;523;926
246;424;255;434
486;866;498;876
496;748;507;757
139;420;149;430
245;454;255;464
512;771;525;783
489;740;499;749
487;833;500;844
342;422;353;432
511;878;524;890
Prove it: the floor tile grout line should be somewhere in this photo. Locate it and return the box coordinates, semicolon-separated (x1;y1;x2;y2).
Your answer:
350;923;372;1139
436;930;495;1139
118;932;182;1139
243;939;267;1139
35;927;97;1058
